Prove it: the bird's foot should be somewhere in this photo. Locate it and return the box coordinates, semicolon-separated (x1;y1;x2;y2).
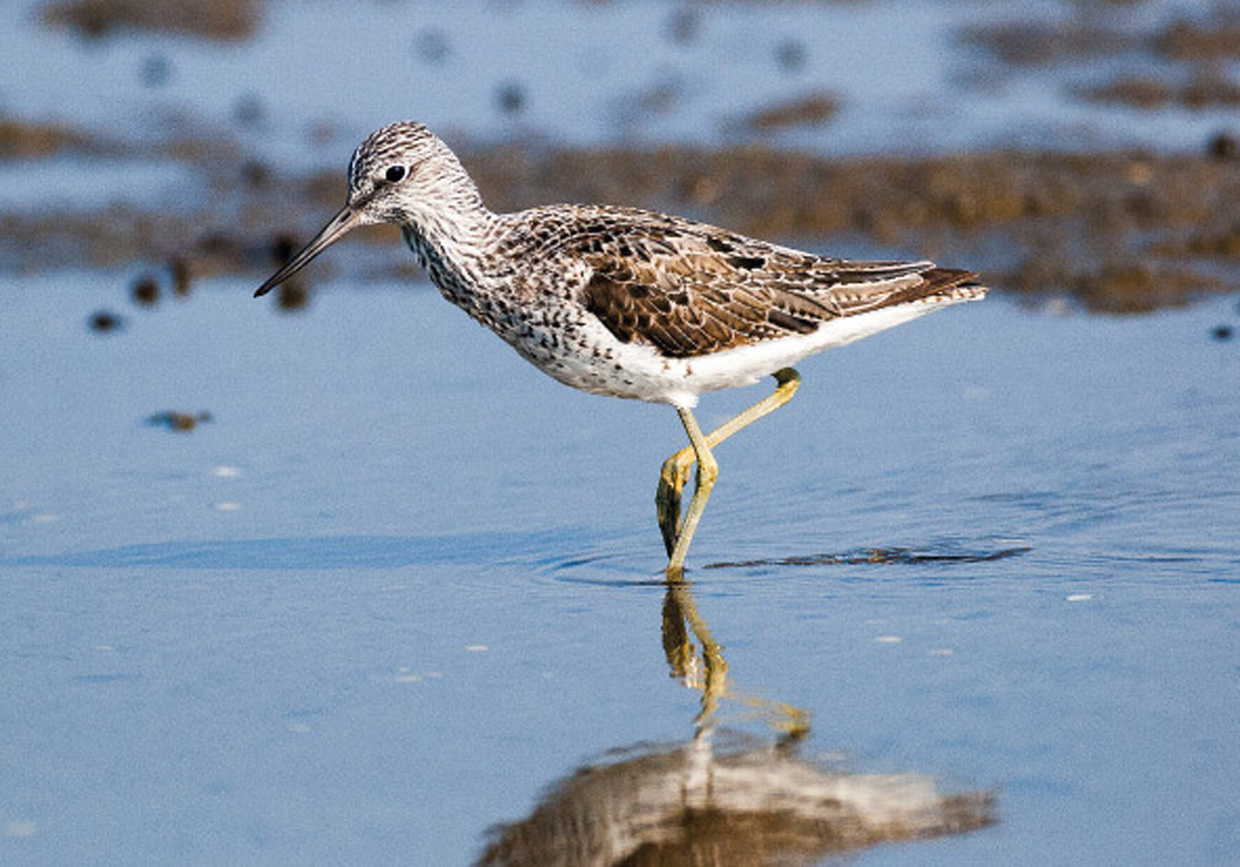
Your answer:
656;450;694;557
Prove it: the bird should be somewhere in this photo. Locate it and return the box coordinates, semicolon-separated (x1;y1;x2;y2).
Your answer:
255;121;986;572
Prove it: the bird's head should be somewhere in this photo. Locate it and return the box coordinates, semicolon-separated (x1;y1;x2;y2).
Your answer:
255;121;479;298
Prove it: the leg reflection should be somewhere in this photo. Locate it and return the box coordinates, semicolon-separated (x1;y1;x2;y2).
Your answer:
661;568;810;739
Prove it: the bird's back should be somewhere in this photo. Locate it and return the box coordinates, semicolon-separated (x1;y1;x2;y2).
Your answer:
440;204;983;405
493;204;983;360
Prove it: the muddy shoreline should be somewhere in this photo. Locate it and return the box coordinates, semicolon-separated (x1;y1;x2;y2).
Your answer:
4;135;1238;314
9;2;1240;313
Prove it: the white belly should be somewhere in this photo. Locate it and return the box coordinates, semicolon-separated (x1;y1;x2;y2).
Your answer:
515;294;970;409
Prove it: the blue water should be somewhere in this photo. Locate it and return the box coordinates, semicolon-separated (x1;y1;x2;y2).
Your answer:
2;277;1238;863
3;0;1240;862
2;0;1235;166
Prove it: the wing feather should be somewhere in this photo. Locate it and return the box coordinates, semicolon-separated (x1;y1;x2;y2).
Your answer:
567;209;979;358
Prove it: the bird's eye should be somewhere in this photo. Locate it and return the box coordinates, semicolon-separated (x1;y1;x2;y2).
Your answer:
384;165;407;183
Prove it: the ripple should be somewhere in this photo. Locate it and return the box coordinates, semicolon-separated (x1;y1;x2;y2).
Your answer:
704;541;1033;571
532;535;1037;587
537;546;669;588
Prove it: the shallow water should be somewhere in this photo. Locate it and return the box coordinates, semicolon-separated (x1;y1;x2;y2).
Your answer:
2;276;1237;863
4;0;1240;862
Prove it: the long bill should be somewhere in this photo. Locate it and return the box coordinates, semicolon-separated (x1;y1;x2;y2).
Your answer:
254;204;365;298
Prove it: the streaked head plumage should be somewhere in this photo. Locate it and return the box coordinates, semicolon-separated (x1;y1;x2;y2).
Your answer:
347;121;438;193
337;120;484;228
253;121;488;298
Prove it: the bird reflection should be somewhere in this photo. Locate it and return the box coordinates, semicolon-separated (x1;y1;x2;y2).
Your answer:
477;576;995;865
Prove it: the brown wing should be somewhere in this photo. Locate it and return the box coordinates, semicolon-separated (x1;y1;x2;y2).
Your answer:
575;217;978;359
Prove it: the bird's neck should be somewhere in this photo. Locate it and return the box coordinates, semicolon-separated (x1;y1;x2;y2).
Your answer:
400;182;503;298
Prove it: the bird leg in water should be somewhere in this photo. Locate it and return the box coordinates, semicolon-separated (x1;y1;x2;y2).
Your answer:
658;367;802;569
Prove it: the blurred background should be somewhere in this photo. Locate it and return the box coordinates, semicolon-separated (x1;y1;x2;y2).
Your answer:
4;0;1240;307
2;1;1239;865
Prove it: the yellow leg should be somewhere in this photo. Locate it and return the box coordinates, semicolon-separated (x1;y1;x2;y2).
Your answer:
665;407;718;572
657;367;802;569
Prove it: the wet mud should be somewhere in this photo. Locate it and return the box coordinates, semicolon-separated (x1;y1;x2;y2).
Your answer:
966;11;1240;66
968;8;1240;112
4;119;1239;314
5;4;1240;313
41;0;257;41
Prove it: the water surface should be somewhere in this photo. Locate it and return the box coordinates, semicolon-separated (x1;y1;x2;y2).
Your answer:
2;0;1240;862
2;278;1237;863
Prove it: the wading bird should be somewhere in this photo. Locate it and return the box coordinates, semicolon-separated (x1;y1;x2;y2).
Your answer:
256;122;985;572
